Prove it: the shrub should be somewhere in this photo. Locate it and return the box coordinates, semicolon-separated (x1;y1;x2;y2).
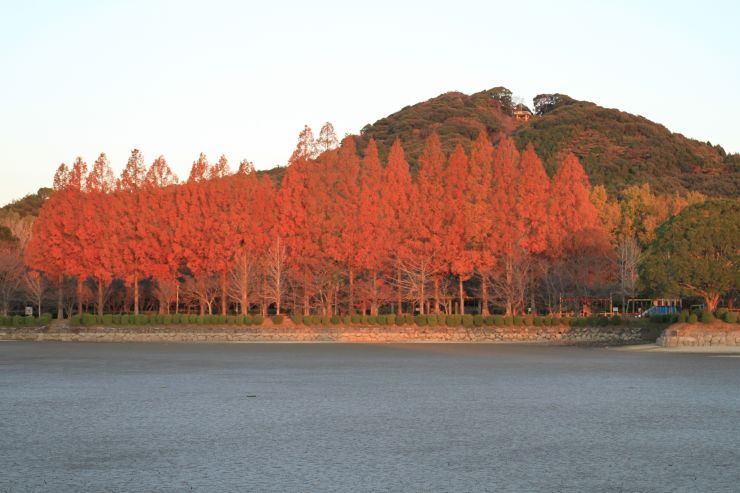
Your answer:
290;315;303;325
677;310;689;323
69;314;82;326
330;315;341;325
242;315;253;325
252;315;264;325
342;315;352;325
504;316;514;326
493;315;505;326
162;314;172;325
472;315;484;327
522;317;531;326
533;317;542;326
512;316;523;326
367;315;377;325
700;310;714;324
360;315;369;324
688;313;698;324
395;315;405;326
81;313;97;327
272;315;284;325
426;315;438;326
446;314;462;327
404;314;414;325
716;307;728;318
351;314;362;324
0;316;7;326
101;314;113;325
24;315;35;326
484;315;495;326
40;312;53;325
320;315;331;326
415;315;427;326
723;312;738;323
462;314;474;327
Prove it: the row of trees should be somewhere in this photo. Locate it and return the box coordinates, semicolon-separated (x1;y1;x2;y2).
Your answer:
24;125;615;318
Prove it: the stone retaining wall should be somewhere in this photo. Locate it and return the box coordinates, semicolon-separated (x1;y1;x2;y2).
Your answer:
658;323;740;347
0;324;649;345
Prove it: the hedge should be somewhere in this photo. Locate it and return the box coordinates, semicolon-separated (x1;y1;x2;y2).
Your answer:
700;310;714;324
724;312;738;323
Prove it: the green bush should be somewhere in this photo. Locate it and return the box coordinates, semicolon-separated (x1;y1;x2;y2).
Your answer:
330;315;341;325
715;308;728;318
69;314;81;326
677;310;690;323
462;314;474;327
472;315;484;327
133;314;147;325
395;315;405;326
688;313;698;324
446;314;462;327
493;315;505;326
342;315;352;325
242;315;253;325
504;316;514;326
512;316;523;326
162;314;172;325
40;312;53;325
700;310;714;324
426;315;438;326
81;313;97;327
120;314;131;326
533;317;542;326
252;315;264;325
723;312;738;323
24;315;35;326
484;315;495;326
415;315;427;326
290;314;303;325
521;317;531;326
404;314;414;325
102;314;113;325
351;314;362;324
272;315;284;325
367;315;377;325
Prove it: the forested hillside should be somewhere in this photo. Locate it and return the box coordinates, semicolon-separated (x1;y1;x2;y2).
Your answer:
355;88;739;197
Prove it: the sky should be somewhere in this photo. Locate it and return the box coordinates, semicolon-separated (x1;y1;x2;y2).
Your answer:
1;0;738;205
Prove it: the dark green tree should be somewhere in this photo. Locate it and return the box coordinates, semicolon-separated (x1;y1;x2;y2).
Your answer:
639;200;739;311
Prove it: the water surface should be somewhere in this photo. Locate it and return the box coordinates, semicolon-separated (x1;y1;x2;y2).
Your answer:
1;343;738;492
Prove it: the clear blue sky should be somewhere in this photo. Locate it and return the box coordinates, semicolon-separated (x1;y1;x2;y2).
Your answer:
1;0;738;204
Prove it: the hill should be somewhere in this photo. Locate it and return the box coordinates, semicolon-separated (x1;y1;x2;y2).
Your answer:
353;88;739;197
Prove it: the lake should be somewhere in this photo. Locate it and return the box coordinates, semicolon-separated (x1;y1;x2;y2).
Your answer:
1;342;739;492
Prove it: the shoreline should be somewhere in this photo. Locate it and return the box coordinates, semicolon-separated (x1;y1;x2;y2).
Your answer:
0;324;654;345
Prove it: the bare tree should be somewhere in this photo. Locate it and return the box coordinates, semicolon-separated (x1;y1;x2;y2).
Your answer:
263;237;287;315
229;253;256;315
23;270;47;316
616;236;642;309
181;274;218;315
154;278;179;314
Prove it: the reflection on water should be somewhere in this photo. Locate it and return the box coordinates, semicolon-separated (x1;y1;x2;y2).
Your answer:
1;343;739;492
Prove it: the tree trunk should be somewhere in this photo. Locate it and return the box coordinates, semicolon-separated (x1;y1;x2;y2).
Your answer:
480;274;490;316
348;268;354;314
97;278;105;317
77;279;83;315
371;270;378;316
396;262;403;315
458;276;465;315
241;263;249;315
704;292;720;312
220;272;227;315
57;274;64;319
175;284;179;315
133;275;139;316
433;278;440;314
303;275;310;316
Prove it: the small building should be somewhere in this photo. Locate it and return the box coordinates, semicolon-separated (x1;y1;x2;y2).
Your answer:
513;103;533;122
